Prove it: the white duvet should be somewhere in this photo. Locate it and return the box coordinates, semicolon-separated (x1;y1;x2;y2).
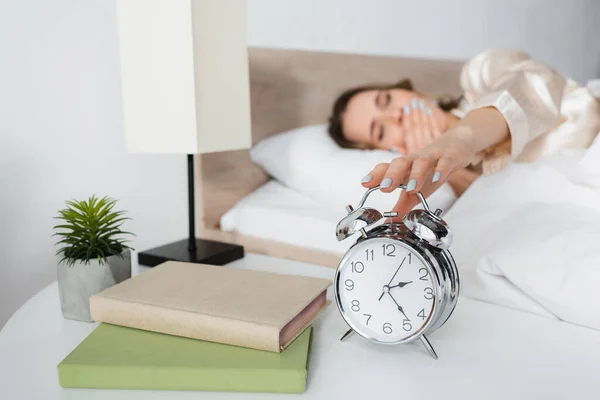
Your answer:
444;134;600;331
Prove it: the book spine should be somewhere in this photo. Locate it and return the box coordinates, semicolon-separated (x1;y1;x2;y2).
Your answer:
58;364;307;393
89;295;281;352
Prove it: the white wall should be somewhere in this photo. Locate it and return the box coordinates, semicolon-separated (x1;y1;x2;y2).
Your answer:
247;0;600;83
1;0;598;329
0;1;189;328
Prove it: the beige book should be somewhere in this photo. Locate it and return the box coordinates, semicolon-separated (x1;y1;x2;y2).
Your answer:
89;261;332;353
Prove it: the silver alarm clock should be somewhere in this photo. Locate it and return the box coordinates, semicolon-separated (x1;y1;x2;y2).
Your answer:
334;184;459;359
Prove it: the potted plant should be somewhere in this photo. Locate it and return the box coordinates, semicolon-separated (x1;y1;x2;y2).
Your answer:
53;195;134;322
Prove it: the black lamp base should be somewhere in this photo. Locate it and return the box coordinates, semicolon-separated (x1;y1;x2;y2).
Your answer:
138;238;244;267
138;155;244;268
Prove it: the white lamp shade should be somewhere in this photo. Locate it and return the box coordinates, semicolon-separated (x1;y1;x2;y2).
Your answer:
116;0;251;154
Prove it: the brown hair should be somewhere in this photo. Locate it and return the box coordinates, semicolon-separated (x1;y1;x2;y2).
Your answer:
327;78;462;149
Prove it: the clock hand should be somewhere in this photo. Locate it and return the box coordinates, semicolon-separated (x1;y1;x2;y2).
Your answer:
388;281;413;289
387;292;409;320
397;304;409;320
378;257;406;301
377;281;412;301
387;257;406;286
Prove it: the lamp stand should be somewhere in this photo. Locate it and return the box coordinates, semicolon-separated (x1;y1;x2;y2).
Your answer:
137;154;245;267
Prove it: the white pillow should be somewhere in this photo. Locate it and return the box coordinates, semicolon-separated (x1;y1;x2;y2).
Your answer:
249;124;457;215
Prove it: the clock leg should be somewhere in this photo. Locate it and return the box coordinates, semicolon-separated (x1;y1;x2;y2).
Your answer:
340;328;355;342
420;335;438;359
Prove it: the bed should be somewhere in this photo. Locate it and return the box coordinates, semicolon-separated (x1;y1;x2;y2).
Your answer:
192;46;600;334
196;46;465;267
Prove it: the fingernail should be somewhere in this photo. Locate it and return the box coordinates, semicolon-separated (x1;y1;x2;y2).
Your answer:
432;171;441;183
380;178;393;189
403;105;411;115
426;107;433;116
411;99;419;108
361;175;372;183
406;179;417;191
418;99;425;109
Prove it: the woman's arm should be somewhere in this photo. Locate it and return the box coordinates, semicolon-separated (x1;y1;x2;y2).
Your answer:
428;106;510;184
459;48;566;159
361;48;567;217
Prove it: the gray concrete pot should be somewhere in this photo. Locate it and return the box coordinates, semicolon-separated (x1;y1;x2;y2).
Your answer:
57;250;132;322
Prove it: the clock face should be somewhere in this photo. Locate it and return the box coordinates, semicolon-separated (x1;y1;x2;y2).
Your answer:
335;237;436;344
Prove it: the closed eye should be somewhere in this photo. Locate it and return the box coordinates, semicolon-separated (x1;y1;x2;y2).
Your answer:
378;125;384;142
375;90;391;109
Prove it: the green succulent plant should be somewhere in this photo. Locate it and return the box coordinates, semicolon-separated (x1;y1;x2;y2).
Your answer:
53;195;134;266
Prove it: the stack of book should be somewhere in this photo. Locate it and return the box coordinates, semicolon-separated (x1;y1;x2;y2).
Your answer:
57;261;332;393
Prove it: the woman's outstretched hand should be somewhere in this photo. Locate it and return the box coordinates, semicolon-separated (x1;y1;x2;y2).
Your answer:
361;126;479;218
361;106;511;218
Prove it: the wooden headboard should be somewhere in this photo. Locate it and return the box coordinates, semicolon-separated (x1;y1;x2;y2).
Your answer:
196;47;464;265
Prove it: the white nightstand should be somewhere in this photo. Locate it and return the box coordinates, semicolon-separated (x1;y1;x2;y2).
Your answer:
1;253;599;400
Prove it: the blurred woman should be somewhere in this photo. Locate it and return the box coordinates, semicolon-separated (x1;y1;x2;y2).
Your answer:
328;48;600;216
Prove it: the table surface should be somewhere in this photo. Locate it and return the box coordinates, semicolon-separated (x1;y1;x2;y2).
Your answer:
2;253;600;400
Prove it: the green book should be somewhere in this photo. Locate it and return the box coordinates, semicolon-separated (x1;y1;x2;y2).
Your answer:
58;323;313;393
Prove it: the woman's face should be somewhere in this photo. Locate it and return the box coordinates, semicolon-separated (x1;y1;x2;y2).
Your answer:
341;88;449;154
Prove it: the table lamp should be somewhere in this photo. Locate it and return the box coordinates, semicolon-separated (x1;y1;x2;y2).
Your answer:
115;0;251;267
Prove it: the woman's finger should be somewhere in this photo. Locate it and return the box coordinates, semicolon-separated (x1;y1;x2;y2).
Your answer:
426;108;442;140
361;162;389;188
403;105;416;153
405;156;438;193
417;100;434;146
389;178;441;221
410;99;425;151
379;155;416;193
432;155;459;184
425;105;439;142
389;191;419;221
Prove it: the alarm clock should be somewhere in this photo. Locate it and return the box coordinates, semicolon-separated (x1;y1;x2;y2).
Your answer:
334;184;459;359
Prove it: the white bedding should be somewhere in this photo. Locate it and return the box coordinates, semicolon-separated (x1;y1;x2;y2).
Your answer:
220;176;457;257
222;136;600;331
220;180;352;255
443;136;600;331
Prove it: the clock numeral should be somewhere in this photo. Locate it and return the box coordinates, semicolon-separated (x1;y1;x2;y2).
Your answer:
351;300;360;312
381;244;396;257
363;314;372;326
344;279;354;291
351;261;364;273
365;249;374;261
424;287;434;300
408;253;412;264
403;319;412;332
382;322;393;334
419;267;429;281
418;309;427;320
